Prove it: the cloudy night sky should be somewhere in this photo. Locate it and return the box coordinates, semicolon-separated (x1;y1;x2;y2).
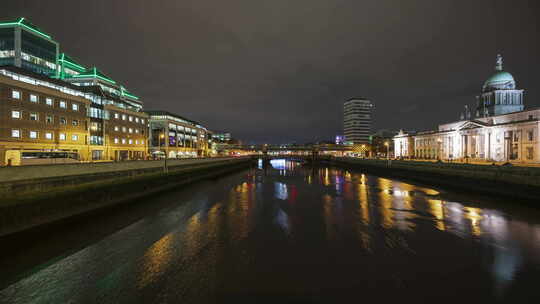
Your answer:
3;0;540;143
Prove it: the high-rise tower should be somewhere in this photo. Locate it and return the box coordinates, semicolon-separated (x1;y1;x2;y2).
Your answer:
343;98;373;144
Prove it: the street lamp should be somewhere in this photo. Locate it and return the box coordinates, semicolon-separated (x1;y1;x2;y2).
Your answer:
159;132;168;173
362;144;366;158
384;141;389;160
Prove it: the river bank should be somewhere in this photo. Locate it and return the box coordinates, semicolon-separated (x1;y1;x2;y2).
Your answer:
329;157;540;202
0;157;253;237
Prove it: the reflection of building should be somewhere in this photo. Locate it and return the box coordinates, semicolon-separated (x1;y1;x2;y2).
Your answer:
146;111;210;158
0;17;148;163
344;98;373;144
394;55;540;163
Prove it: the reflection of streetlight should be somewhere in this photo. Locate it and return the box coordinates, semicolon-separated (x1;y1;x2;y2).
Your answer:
159;131;168;173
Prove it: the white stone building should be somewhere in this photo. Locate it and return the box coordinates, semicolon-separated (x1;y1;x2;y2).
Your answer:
394;55;540;163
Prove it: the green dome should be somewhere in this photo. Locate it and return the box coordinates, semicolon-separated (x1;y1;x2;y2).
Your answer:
482;71;516;92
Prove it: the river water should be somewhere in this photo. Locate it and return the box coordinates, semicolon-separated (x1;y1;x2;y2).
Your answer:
1;159;540;303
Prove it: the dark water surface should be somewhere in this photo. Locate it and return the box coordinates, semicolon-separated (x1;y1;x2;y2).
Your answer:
1;159;540;303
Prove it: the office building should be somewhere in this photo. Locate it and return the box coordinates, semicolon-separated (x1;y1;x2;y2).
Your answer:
343;98;373;144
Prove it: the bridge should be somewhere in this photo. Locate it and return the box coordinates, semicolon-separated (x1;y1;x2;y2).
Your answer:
216;143;354;162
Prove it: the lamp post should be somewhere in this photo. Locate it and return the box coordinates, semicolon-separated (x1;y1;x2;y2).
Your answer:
437;138;442;161
362;144;366;158
159;132;168;173
384;141;389;159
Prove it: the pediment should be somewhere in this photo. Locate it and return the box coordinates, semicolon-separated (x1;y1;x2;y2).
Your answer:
456;120;489;130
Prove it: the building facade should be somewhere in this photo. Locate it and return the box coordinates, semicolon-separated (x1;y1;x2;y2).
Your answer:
394;55;540;164
146;111;211;159
0;17;150;164
344;98;373;144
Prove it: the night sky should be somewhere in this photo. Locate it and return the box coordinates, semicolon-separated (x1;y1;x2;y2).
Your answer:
3;0;540;143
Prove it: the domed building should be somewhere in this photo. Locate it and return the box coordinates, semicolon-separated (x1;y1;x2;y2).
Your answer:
476;54;524;117
394;54;539;164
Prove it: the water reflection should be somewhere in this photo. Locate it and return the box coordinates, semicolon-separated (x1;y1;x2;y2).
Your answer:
2;159;540;303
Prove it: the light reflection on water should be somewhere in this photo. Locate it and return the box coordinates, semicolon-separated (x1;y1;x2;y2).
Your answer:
1;159;540;303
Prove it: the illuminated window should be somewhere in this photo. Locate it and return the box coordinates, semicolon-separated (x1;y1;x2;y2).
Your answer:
135;129;139;134
114;138;119;144
122;114;126;120
59;133;66;140
11;110;20;119
11;129;20;138
46;115;53;123
72;134;78;141
46;98;53;106
141;119;145;124
121;138;126;144
128;128;133;133
29;131;38;139
135;140;139;145
60;117;66;124
128;139;133;145
114;113;119;119
114;126;119;131
30;112;38;121
72;103;79;111
72;119;79;126
129;116;133;122
135;117;139;123
45;132;53;140
59;101;67;108
30;94;38;103
122;126;127;133
12;90;21;99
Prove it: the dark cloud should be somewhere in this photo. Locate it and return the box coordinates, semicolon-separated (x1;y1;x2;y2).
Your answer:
3;0;540;143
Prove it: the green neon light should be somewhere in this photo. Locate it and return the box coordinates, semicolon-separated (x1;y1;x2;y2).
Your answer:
0;17;53;40
123;92;139;100
58;53;86;71
71;67;116;84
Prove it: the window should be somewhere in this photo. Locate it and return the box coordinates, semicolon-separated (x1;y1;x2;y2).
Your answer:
135;140;139;145
135;129;139;134
59;101;66;108
46;98;53;106
45;132;53;140
72;119;79;126
11;110;20;119
114;138;119;144
29;131;38;139
128;128;133;133
135;117;139;123
59;133;66;140
121;138;126;144
526;147;534;160
122;126;127;133
122;114;126;120
114;113;119;119
72;134;78;141
12;90;21;99
141;119;145;124
72;103;79;111
128;116;133;122
114;126;119;131
11;129;20;138
128;139;133;144
30;112;38;121
60;117;67;124
528;130;534;141
30;94;38;103
46;115;53;123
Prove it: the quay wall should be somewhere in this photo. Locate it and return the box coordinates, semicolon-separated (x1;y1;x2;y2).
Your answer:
0;157;253;237
330;157;540;201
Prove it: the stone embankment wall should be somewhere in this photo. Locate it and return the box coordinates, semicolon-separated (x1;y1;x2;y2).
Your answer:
0;157;253;237
330;157;540;201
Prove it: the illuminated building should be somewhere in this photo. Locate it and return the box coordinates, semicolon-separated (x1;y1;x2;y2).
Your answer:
0;17;148;163
344;98;373;144
146;110;211;158
212;131;231;143
394;55;539;163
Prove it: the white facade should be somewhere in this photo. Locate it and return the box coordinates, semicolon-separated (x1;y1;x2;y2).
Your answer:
394;55;540;164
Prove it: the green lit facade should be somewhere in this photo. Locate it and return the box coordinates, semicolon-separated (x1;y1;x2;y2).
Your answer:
0;18;59;76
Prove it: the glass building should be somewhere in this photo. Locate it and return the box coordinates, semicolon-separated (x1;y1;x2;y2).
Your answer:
0;17;59;76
